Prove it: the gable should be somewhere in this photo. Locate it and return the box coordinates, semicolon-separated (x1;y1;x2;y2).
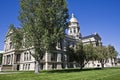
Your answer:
6;28;14;37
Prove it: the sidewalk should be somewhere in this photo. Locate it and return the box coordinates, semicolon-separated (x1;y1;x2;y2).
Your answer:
0;72;21;74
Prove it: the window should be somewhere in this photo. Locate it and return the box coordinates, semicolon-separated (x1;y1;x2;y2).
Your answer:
51;53;57;61
73;28;76;33
61;53;64;62
23;64;25;70
28;64;30;70
29;51;31;60
70;28;72;33
9;42;12;49
26;64;27;70
52;63;57;69
3;56;6;64
24;52;32;61
16;54;20;62
24;53;26;61
7;55;10;64
26;52;28;60
11;54;13;64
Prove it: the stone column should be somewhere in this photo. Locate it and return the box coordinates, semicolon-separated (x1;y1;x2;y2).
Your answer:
76;27;78;34
57;53;61;62
45;51;48;70
4;56;6;65
64;54;68;69
68;28;70;34
11;54;14;71
2;56;5;65
57;53;62;69
71;28;74;35
73;61;76;68
14;54;16;64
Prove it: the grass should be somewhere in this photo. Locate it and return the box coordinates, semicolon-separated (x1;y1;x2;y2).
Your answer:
0;67;120;80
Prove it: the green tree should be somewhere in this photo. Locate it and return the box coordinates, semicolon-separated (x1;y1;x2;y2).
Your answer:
107;45;118;65
66;42;96;70
11;0;68;73
74;42;85;69
66;45;75;62
9;24;23;50
83;43;96;65
95;46;109;68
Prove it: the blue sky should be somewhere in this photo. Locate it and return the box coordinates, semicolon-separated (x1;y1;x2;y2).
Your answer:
0;0;120;57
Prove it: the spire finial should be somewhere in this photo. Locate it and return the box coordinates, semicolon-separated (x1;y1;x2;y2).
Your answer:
72;13;74;18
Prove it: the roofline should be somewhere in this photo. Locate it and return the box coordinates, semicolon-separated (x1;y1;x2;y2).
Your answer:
0;51;4;53
82;33;101;40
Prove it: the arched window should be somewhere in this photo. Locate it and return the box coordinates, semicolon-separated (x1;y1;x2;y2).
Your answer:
27;52;28;60
29;51;31;60
24;52;26;61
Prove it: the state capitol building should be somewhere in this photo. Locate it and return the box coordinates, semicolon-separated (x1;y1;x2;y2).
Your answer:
1;14;115;71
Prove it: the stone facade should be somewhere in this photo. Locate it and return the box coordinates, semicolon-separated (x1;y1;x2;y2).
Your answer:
1;14;115;71
0;51;3;71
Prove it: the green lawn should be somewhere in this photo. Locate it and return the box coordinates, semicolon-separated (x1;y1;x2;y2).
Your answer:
0;67;120;80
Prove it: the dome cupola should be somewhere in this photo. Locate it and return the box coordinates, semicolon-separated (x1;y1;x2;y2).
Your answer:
69;13;78;23
68;13;81;39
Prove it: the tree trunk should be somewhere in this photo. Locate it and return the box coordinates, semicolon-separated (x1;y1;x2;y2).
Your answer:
111;58;113;66
80;66;83;70
34;60;40;74
80;62;84;70
101;60;104;69
101;63;104;68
